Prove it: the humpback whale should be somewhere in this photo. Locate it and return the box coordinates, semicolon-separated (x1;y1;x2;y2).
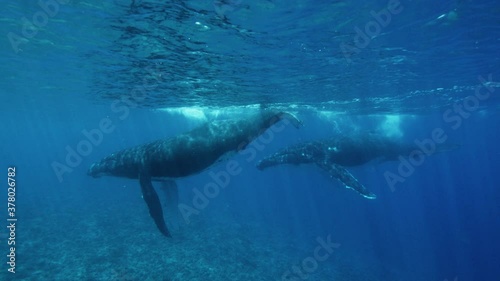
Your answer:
88;111;302;236
257;133;458;199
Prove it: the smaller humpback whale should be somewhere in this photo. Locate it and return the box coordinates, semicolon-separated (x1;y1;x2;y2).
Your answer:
88;110;301;236
257;133;459;199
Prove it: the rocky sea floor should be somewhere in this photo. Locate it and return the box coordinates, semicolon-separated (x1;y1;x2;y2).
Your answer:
6;194;405;281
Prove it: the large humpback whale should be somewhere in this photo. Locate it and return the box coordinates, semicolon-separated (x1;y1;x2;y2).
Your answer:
88;110;301;237
257;133;458;199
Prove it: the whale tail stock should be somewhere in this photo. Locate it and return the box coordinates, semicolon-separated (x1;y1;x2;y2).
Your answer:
139;169;171;237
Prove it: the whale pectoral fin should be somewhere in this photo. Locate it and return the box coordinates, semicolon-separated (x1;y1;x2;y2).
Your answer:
159;180;180;231
316;161;377;199
257;152;306;170
257;153;284;170
139;171;171;237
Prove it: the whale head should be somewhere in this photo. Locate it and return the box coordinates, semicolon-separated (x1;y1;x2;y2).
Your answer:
87;162;111;178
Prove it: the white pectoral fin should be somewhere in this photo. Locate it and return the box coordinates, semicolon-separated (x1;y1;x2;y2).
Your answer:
316;161;377;199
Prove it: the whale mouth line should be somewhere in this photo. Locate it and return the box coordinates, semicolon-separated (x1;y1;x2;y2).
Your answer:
87;164;107;178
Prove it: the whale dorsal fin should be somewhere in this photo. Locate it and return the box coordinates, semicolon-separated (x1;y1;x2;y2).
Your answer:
139;169;172;237
315;161;377;199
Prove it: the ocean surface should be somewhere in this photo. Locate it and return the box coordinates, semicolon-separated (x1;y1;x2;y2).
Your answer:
1;0;499;280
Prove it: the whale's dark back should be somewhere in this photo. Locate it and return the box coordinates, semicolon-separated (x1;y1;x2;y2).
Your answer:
144;113;281;177
88;111;287;179
323;134;412;166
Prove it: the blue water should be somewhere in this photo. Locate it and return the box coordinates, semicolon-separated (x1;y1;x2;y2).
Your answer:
1;0;499;280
